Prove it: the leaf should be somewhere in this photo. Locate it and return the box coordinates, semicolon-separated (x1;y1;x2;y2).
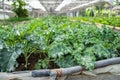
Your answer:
35;58;50;69
48;43;71;58
55;55;77;68
80;55;96;70
93;44;111;58
0;42;3;50
0;47;22;72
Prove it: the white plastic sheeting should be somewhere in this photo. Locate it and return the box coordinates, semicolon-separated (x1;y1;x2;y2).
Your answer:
56;0;93;13
0;0;46;11
69;0;112;11
0;0;117;15
113;5;120;10
55;0;74;11
2;0;12;5
28;0;46;11
0;13;9;19
0;9;15;18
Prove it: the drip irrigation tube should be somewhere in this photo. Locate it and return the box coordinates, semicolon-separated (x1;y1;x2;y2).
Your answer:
32;57;120;77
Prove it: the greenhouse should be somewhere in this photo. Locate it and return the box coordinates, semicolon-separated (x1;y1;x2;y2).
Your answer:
0;0;120;80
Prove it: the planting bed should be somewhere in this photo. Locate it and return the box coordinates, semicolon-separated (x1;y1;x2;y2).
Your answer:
0;17;120;79
71;16;120;27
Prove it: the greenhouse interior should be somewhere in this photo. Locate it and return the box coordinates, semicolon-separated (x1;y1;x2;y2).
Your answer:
0;0;120;80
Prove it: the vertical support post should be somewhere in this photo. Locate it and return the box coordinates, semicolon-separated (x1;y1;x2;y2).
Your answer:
37;11;39;18
32;9;34;18
76;11;79;17
109;5;112;17
2;0;5;25
70;12;73;17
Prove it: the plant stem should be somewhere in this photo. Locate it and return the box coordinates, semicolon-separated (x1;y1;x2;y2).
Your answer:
24;49;36;68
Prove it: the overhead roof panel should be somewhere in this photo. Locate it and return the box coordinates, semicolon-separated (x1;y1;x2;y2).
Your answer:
70;0;112;11
56;0;94;13
55;0;73;11
67;1;91;10
29;0;46;11
0;0;115;14
40;0;63;12
56;0;113;13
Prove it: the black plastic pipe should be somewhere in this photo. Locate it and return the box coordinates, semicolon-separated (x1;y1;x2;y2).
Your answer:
32;57;120;77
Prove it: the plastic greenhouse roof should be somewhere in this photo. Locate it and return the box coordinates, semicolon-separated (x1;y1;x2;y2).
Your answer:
57;0;94;13
113;5;120;10
57;0;114;13
69;0;112;11
29;0;46;11
55;0;73;11
30;0;115;13
0;0;118;13
0;13;9;19
0;9;15;19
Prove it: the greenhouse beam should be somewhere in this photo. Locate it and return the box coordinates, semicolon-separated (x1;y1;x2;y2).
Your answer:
55;0;73;11
69;0;112;11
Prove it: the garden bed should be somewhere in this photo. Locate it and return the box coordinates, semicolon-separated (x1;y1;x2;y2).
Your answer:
0;16;120;77
70;18;120;31
70;16;120;27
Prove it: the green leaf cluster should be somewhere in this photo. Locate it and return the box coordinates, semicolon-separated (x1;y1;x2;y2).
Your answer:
12;0;29;17
71;16;120;27
0;16;120;72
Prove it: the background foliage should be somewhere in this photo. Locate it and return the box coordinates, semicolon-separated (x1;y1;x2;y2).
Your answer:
71;16;120;27
12;0;29;17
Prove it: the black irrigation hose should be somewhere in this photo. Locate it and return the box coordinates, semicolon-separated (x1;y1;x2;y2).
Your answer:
32;57;120;77
95;57;120;68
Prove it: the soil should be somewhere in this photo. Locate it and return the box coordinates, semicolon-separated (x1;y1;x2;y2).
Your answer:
16;53;59;71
